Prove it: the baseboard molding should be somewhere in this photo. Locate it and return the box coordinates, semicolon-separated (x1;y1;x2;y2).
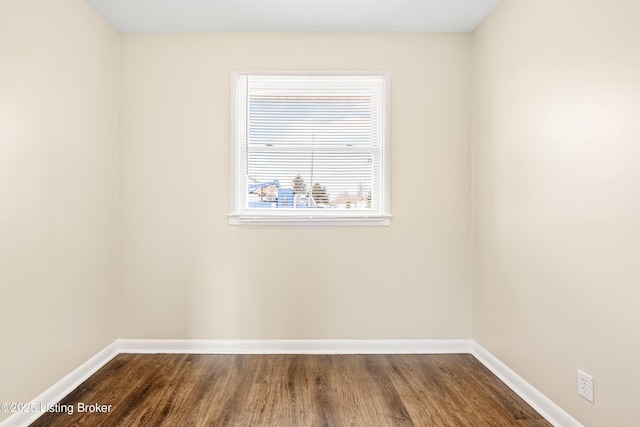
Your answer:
3;339;582;427
471;342;583;427
1;341;119;427
116;338;473;354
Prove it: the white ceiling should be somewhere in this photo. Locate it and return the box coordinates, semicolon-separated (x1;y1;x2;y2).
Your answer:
85;0;501;33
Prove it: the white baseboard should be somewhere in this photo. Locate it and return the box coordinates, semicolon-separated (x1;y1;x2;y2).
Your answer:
1;341;119;427
2;339;582;427
116;338;473;354
471;342;583;427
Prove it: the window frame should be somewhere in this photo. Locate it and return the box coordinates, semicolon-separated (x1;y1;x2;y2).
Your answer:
229;71;392;226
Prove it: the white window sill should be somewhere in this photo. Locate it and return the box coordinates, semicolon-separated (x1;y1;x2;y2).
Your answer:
228;213;392;226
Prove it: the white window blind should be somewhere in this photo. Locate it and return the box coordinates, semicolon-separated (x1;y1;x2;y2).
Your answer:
230;73;390;225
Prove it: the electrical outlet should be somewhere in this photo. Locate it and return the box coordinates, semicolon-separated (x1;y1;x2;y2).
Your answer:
578;370;594;403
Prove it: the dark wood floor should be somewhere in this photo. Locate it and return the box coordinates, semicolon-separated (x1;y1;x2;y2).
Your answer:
31;353;551;426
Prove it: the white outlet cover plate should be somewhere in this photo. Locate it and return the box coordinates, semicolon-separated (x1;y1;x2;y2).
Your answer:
578;369;594;403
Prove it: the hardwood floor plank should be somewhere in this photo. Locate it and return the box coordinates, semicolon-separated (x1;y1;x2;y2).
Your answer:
360;355;414;426
385;354;469;425
29;354;552;427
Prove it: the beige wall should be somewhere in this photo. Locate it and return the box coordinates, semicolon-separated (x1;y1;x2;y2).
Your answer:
0;0;119;420
118;33;472;339
472;0;640;425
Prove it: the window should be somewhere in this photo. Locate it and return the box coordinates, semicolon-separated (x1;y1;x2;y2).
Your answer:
229;73;391;225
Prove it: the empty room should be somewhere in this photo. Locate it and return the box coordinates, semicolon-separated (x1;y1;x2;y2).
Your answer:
1;0;638;425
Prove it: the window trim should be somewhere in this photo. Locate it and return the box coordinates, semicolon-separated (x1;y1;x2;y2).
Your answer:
229;71;392;226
